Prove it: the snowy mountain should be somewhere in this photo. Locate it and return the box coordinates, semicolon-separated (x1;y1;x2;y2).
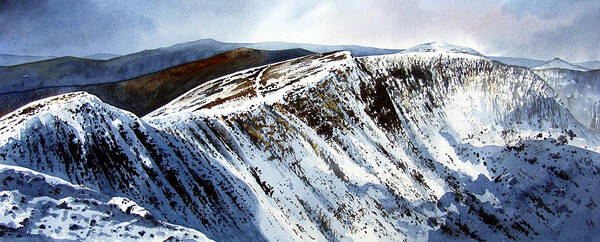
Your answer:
0;164;211;241
403;42;483;56
486;56;600;70
1;50;600;241
533;58;590;71
533;68;600;129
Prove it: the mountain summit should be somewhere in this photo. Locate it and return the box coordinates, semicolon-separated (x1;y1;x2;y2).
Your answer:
533;57;590;71
404;42;483;56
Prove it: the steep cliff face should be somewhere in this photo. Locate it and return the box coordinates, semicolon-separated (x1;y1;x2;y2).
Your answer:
0;92;265;241
1;51;599;241
592;101;600;130
533;68;600;130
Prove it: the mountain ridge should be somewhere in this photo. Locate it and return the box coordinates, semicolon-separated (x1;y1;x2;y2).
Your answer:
0;54;57;66
0;38;401;95
2;50;599;240
0;48;314;117
83;53;120;60
533;68;600;129
487;56;546;68
403;42;483;56
576;60;600;70
533;58;590;71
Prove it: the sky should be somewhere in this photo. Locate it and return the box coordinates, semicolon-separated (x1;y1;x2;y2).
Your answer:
0;0;598;62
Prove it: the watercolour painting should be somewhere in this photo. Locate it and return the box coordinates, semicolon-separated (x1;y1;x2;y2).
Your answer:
0;1;599;241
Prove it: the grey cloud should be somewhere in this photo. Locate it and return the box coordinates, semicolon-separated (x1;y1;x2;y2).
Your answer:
0;0;598;62
530;6;600;62
475;1;600;62
500;0;597;19
0;0;156;56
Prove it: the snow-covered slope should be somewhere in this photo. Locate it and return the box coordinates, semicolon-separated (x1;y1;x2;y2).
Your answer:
0;164;211;241
0;92;266;241
533;58;590;71
403;42;483;56
1;51;600;241
533;68;600;129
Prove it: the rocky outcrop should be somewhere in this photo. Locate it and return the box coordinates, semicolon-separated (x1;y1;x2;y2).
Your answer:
1;51;599;241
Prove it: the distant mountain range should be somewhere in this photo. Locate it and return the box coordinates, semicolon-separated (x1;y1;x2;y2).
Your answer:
1;39;600;127
396;43;598;71
241;40;401;56
82;53;120;60
0;39;401;94
0;54;56;66
532;58;590;71
0;39;403;116
488;56;547;68
4;39;599;70
0;53;121;66
490;56;599;70
0;48;313;116
577;60;600;70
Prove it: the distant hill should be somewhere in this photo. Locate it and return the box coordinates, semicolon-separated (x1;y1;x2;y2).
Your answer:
0;54;55;66
532;58;590;71
0;39;243;95
0;48;313;116
0;53;119;66
244;41;401;57
83;53;120;60
576;60;600;70
0;39;401;96
488;56;600;71
487;56;546;68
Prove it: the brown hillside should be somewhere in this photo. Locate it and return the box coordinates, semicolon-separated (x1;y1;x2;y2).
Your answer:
0;48;313;116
